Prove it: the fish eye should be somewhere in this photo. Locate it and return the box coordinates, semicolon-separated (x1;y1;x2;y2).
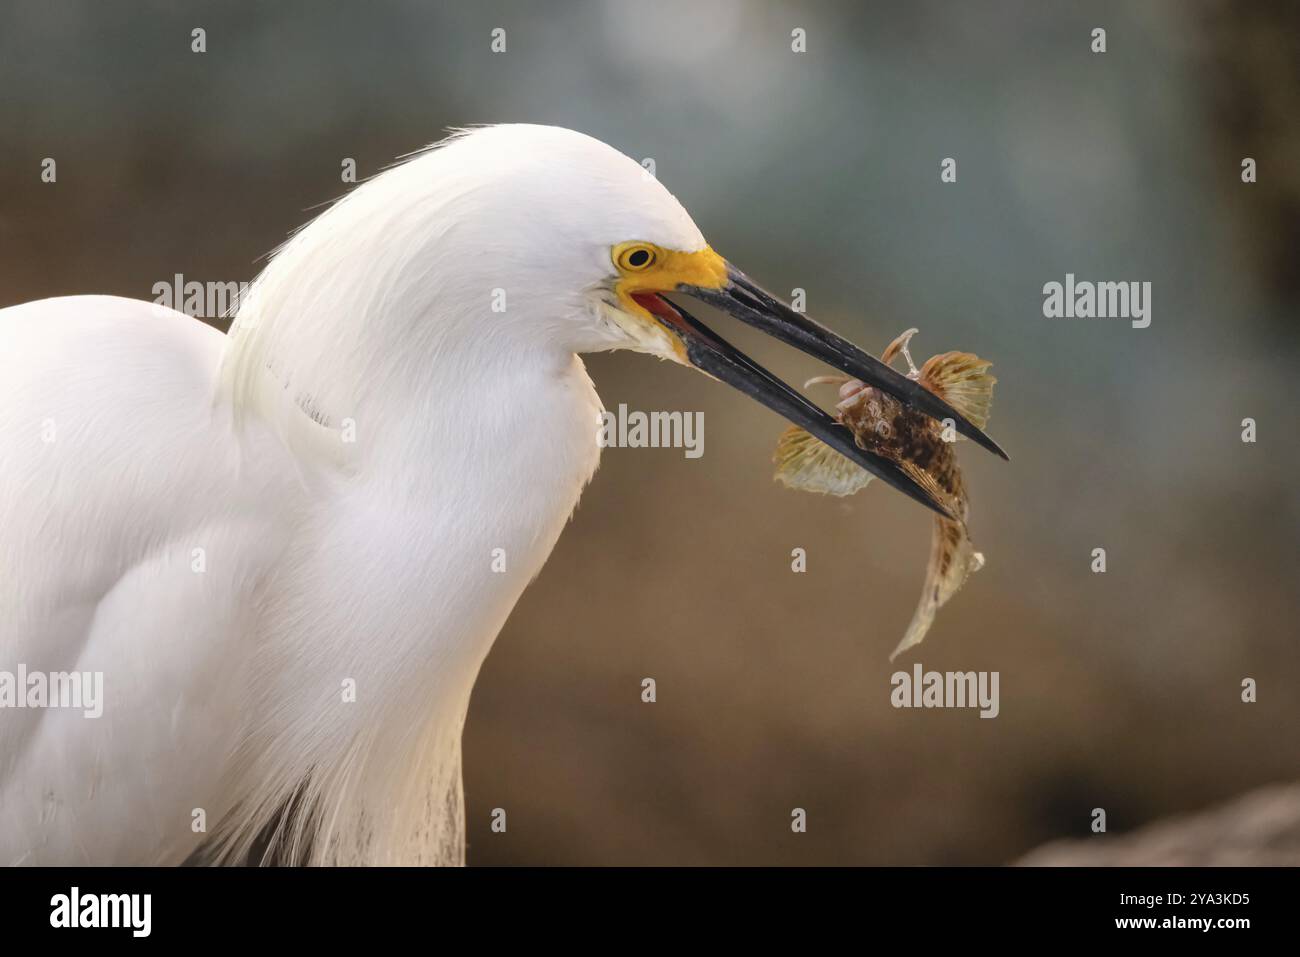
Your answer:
616;244;657;272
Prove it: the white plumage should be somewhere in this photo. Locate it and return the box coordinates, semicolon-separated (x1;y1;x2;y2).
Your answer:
2;123;999;865
0;125;708;864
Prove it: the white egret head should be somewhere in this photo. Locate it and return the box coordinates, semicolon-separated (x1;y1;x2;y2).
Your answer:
227;124;1003;509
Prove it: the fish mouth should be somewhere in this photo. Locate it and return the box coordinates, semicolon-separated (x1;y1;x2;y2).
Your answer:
632;288;964;520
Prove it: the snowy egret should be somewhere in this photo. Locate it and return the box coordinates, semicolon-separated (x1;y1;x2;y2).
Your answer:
0;124;1003;865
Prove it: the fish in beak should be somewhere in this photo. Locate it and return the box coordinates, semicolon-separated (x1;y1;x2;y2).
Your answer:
631;262;1007;520
770;327;996;659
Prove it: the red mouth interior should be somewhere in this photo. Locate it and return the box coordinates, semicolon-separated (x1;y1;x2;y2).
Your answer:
632;291;684;327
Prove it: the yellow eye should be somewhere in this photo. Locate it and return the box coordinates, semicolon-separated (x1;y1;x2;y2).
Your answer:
615;243;657;272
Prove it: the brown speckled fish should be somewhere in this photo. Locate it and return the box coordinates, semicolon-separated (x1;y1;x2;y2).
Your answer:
772;328;996;661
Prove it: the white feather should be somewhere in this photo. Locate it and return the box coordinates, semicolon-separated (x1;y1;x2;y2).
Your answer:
0;124;707;864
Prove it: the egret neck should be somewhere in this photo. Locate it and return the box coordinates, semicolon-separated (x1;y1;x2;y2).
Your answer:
212;150;604;866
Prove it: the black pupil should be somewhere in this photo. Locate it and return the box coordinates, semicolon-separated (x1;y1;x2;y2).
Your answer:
628;249;650;267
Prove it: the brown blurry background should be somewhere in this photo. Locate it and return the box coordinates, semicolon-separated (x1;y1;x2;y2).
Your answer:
1;0;1296;864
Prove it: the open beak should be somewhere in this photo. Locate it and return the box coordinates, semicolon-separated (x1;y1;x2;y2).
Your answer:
632;263;1008;520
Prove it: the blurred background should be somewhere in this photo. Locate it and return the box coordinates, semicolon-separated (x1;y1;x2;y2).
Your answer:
1;0;1296;864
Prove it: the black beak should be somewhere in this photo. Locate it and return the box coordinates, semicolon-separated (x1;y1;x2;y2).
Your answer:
635;290;959;519
685;264;1008;461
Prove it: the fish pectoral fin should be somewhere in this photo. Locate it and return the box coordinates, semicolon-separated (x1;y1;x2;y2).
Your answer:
889;516;985;661
918;351;996;431
772;425;875;496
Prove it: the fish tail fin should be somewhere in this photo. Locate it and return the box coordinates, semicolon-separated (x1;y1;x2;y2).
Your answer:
918;352;997;430
889;517;986;661
773;425;874;497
